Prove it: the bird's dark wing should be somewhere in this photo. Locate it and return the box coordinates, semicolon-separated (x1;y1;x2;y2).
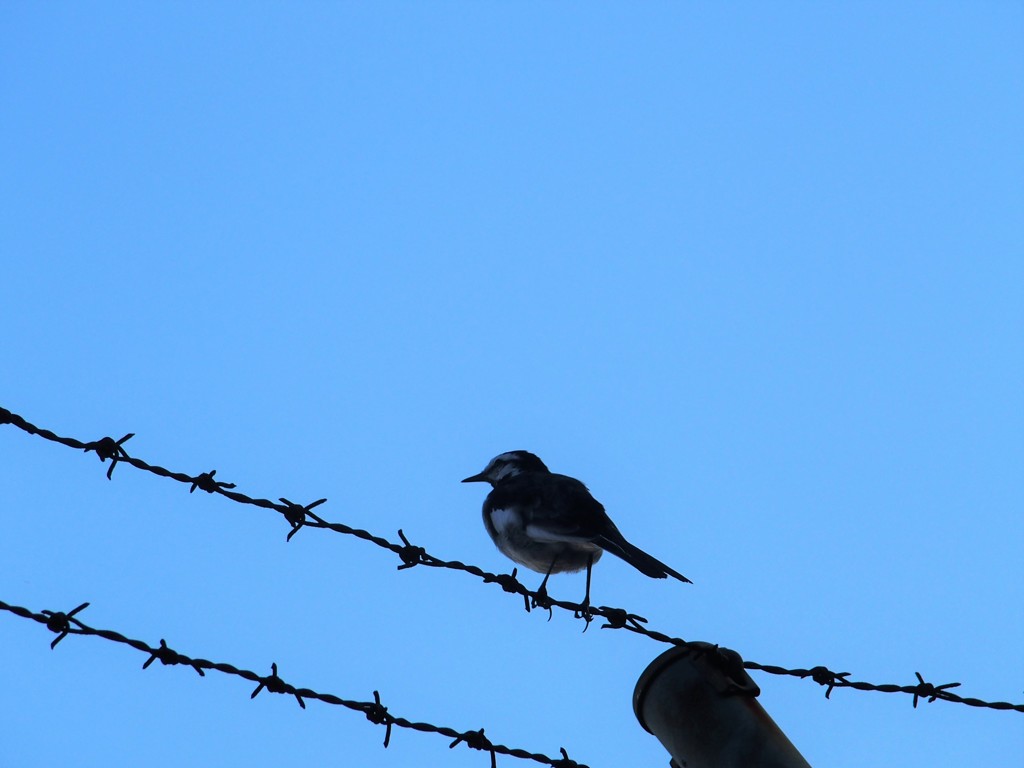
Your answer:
535;474;691;583
524;473;613;536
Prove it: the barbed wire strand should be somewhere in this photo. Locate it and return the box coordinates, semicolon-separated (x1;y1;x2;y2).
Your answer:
2;406;1021;714
0;598;586;768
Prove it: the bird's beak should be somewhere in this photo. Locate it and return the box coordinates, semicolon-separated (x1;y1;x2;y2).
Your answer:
461;472;487;483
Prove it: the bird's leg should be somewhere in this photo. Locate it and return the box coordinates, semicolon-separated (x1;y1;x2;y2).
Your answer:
537;555;558;596
576;553;595;629
532;555;559;618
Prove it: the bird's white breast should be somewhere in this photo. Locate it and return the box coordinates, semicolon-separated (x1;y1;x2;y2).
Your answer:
488;507;519;534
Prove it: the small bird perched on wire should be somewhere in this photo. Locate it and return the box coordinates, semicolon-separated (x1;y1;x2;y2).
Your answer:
462;450;691;608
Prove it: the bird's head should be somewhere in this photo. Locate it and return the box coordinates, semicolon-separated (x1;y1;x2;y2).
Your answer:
461;450;550;486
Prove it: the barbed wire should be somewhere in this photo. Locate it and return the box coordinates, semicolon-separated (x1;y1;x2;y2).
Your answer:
2;405;1022;714
0;598;586;768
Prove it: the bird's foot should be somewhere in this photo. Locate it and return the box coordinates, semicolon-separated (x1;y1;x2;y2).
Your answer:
530;583;555;621
574;597;595;631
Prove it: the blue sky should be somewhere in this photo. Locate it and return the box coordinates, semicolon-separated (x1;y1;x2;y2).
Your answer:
2;3;1022;766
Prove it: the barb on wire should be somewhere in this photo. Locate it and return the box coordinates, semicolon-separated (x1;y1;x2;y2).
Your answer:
41;601;90;648
450;728;497;768
190;469;236;494
84;433;134;479
279;496;327;541
144;639;205;676
364;690;394;748
3;405;1022;715
0;598;588;768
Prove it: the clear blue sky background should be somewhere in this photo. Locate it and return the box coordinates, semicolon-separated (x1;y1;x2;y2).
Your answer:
2;4;1022;767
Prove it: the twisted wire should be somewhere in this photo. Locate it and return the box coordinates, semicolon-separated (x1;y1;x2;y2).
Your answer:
2;406;1020;714
0;598;586;768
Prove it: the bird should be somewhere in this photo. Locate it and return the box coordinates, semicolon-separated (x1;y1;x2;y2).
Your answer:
462;450;691;608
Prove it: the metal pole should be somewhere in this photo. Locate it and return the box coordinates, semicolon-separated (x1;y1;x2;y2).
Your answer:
633;643;812;768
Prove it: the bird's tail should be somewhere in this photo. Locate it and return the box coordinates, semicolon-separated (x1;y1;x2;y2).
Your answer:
596;532;692;584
